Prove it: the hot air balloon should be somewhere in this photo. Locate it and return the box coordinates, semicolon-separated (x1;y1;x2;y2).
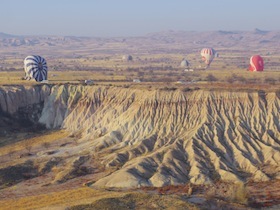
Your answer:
248;55;264;71
122;55;133;62
180;59;190;68
200;48;217;68
24;55;48;82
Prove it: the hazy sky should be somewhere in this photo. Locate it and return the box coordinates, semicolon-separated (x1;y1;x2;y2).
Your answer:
1;0;280;37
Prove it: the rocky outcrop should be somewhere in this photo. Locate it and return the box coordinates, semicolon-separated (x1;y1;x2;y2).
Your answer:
0;85;50;115
0;85;50;135
0;85;279;188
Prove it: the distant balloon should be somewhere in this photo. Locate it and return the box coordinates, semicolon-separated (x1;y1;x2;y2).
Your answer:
24;55;48;82
200;48;217;67
122;55;133;62
180;59;190;68
248;55;264;71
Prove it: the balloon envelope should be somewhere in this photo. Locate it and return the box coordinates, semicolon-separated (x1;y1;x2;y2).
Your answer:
200;48;216;66
248;55;264;71
180;59;190;67
122;55;133;62
24;55;48;82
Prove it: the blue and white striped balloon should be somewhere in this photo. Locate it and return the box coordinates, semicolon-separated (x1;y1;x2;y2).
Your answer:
24;55;48;82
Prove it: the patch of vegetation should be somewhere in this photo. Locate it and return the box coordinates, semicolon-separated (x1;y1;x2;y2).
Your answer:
0;160;38;189
206;74;218;82
264;77;277;85
160;87;178;91
68;193;199;210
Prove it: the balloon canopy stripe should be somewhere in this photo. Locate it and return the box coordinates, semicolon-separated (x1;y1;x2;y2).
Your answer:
24;55;48;82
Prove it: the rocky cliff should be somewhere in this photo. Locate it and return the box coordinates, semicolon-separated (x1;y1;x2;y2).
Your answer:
0;84;279;188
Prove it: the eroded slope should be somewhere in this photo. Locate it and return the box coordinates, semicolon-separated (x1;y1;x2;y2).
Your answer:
0;85;279;188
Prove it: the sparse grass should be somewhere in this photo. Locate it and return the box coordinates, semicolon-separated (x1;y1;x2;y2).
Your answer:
0;130;68;156
0;187;111;210
68;191;199;210
42;142;51;149
0;67;279;91
0;187;198;210
231;182;248;205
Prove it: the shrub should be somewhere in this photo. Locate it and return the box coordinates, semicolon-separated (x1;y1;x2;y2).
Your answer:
42;142;51;149
227;77;235;84
24;141;32;153
238;76;247;83
123;84;130;88
264;77;277;85
182;87;192;92
161;87;177;91
230;74;247;83
206;74;218;82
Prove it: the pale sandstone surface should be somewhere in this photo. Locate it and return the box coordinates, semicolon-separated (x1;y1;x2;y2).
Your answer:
0;85;279;188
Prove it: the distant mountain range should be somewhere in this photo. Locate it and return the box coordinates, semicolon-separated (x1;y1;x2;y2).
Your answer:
1;29;279;55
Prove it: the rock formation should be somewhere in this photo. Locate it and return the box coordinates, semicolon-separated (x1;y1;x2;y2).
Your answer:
0;85;279;188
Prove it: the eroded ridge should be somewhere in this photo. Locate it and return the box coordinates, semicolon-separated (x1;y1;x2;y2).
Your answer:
0;85;279;188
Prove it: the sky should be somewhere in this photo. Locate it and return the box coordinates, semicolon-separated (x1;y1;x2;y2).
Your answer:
1;0;280;37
